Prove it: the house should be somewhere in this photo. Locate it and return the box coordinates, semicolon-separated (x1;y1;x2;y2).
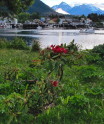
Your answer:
48;20;56;25
85;18;92;25
59;19;65;24
70;19;82;26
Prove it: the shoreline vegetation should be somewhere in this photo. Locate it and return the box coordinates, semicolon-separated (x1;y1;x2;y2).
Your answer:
0;38;104;124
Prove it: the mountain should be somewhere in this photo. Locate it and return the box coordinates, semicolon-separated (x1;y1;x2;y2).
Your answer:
28;0;56;15
52;2;104;16
52;2;72;13
70;4;104;16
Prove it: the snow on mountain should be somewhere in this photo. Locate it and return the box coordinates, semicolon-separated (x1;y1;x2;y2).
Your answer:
52;2;71;13
52;2;104;16
56;8;69;15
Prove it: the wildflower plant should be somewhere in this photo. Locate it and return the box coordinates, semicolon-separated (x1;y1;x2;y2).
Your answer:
24;44;69;112
39;44;69;82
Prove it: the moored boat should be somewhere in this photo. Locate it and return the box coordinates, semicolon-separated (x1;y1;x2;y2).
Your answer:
80;28;95;33
37;26;42;30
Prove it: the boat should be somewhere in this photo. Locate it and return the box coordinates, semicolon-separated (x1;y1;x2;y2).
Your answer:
79;28;95;33
37;26;42;30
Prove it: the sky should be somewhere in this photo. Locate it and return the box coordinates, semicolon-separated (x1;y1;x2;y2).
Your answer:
41;0;104;8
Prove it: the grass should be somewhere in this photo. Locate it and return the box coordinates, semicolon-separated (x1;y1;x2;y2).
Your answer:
0;49;39;73
0;48;104;124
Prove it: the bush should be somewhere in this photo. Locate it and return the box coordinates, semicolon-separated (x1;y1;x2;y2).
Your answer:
0;92;34;124
0;38;9;49
0;38;29;50
84;50;101;64
9;37;29;50
67;40;79;53
92;44;104;60
75;65;99;83
31;40;41;52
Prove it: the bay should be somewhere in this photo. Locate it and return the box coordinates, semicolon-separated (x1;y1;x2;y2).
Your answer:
0;29;104;49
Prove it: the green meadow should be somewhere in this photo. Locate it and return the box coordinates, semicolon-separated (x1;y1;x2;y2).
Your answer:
0;38;104;124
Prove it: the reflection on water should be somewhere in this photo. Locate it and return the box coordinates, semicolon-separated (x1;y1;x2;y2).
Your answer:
0;29;104;49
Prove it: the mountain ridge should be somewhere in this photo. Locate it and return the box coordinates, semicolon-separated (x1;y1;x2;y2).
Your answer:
52;2;104;16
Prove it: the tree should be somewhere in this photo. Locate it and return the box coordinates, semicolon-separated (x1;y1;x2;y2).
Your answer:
0;0;34;16
18;12;30;23
30;12;40;20
87;13;99;22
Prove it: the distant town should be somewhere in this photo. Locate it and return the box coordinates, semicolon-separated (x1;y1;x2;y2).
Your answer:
0;13;104;30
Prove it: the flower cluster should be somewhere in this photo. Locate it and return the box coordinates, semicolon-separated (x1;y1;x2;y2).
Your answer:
50;80;59;87
50;45;68;54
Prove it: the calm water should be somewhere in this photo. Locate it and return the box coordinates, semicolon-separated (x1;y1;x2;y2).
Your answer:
0;29;104;49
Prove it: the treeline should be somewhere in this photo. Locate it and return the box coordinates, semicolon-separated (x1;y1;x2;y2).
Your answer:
17;12;40;23
87;13;104;22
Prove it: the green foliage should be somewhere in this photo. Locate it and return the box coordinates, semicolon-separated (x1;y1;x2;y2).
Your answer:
0;38;9;49
0;0;34;16
17;12;41;23
60;94;89;107
74;65;99;83
18;12;30;23
0;42;104;123
92;44;104;60
31;40;41;52
67;40;79;52
9;37;29;50
88;13;104;22
30;12;40;20
0;38;29;50
84;50;101;64
86;87;104;98
0;82;11;95
0;93;34;124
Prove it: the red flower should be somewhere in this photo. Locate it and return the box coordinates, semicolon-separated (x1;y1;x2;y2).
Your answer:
50;81;59;87
63;49;68;53
50;45;68;54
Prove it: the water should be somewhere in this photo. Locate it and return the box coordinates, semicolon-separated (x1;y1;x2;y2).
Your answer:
0;28;104;49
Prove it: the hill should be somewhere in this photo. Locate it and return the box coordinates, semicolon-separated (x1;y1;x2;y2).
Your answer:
28;0;56;15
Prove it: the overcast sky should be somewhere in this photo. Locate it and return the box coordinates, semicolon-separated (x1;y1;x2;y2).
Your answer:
41;0;104;7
